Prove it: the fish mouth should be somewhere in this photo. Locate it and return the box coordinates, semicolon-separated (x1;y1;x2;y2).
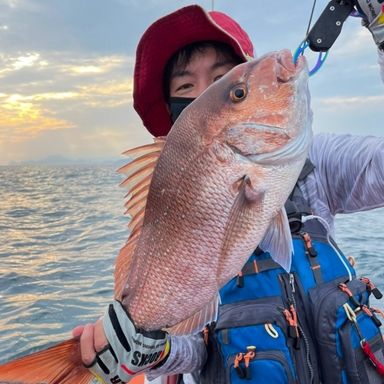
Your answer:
275;49;308;83
246;57;312;165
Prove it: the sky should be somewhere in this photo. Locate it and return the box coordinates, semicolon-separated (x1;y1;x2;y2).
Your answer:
0;0;382;165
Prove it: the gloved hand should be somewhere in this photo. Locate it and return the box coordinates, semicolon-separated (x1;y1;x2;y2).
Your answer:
85;300;170;384
355;0;384;50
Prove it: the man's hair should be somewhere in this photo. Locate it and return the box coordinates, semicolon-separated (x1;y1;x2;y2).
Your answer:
163;41;243;101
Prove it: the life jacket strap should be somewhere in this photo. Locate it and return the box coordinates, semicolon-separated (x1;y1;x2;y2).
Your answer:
300;232;323;285
285;159;315;234
241;259;282;276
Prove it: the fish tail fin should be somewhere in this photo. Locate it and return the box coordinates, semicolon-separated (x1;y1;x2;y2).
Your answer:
0;338;93;384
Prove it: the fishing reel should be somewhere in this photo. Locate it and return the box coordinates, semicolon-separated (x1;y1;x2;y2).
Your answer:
294;0;361;75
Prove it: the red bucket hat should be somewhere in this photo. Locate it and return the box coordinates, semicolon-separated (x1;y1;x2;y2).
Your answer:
133;4;254;137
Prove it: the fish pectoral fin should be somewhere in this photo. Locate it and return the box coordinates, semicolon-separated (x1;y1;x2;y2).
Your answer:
216;175;265;286
165;296;219;336
259;208;293;272
230;175;265;203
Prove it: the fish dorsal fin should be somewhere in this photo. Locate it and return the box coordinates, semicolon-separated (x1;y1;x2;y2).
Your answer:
165;296;219;336
259;208;293;272
121;140;165;160
128;206;145;231
125;182;150;210
125;174;152;199
114;138;165;300
125;196;147;218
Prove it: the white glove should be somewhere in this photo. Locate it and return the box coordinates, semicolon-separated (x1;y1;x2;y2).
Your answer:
86;300;170;384
355;0;384;49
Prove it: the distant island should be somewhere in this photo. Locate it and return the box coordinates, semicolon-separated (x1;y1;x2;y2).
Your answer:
7;155;126;166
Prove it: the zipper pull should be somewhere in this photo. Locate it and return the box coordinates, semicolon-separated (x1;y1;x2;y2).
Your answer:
283;306;300;349
361;277;383;300
244;347;256;379
236;272;244;288
338;283;360;308
361;305;382;328
234;352;245;379
301;232;318;257
289;273;296;294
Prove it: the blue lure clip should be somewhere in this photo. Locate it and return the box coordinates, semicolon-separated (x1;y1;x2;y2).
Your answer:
293;40;329;77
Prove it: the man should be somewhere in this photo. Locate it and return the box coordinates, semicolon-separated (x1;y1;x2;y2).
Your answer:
76;3;384;383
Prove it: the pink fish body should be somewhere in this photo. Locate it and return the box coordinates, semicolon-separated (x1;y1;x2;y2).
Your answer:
117;49;312;334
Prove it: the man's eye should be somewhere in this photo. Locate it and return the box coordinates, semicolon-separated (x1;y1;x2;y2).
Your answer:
175;83;193;92
213;74;224;82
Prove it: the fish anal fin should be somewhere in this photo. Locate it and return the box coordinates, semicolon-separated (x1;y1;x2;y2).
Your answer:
259;208;293;272
165;296;219;336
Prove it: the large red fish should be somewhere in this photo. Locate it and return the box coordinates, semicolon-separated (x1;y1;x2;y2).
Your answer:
0;49;312;383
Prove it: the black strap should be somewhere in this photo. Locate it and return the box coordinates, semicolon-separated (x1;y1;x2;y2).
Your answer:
241;259;282;276
299;232;323;285
285;159;315;234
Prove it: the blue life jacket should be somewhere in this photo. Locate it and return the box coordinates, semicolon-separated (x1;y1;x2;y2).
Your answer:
200;160;384;384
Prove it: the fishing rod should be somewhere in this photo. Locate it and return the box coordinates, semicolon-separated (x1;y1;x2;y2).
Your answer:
294;0;361;76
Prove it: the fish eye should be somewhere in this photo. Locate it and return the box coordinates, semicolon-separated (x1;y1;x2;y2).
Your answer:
230;84;247;102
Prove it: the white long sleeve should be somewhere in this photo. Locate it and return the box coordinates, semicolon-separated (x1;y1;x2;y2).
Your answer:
146;334;207;379
299;133;384;235
378;49;384;83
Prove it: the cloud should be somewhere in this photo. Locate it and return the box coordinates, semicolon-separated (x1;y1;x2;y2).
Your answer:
0;92;74;144
331;26;372;57
317;94;384;111
63;55;132;76
0;50;135;148
0;52;45;77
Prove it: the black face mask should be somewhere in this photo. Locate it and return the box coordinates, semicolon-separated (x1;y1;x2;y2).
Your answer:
169;97;195;123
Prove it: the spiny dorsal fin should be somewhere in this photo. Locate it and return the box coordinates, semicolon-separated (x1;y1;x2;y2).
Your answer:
125;196;147;219
125;174;152;199
125;182;149;209
165;296;219;336
120;141;164;162
119;159;159;190
118;152;160;178
114;138;165;300
127;206;145;231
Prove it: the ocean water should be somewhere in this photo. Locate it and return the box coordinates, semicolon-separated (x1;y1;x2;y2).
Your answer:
0;164;384;365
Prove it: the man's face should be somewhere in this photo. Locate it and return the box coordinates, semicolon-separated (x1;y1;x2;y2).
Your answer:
169;47;238;99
